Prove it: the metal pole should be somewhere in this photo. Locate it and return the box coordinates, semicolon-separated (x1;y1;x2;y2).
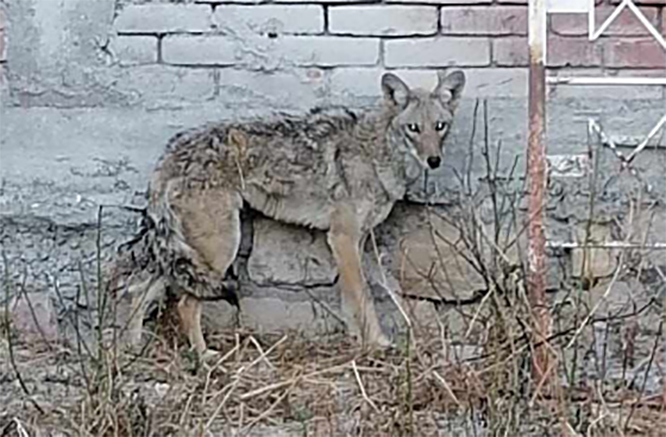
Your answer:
527;0;551;382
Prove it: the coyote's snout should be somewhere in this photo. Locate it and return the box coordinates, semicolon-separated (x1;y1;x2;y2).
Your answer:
108;70;465;360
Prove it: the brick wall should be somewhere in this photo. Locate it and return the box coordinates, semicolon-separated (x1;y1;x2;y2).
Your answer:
106;0;666;105
0;6;6;85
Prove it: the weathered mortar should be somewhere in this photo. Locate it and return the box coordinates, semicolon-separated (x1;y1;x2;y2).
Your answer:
1;0;665;341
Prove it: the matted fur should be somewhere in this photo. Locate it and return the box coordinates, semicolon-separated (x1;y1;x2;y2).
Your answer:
108;70;466;358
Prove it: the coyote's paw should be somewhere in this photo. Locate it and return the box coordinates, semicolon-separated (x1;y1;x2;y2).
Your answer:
359;331;393;351
370;333;392;349
118;328;146;355
122;338;146;356
199;348;222;363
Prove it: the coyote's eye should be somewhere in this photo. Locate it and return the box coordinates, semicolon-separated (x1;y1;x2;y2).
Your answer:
406;123;420;133
435;122;447;132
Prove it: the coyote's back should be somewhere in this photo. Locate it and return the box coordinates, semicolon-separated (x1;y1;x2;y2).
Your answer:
109;70;466;359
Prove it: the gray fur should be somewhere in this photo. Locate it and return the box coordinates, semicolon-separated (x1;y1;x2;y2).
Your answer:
108;70;466;358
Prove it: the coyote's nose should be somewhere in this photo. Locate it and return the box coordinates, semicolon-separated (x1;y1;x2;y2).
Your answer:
427;156;441;169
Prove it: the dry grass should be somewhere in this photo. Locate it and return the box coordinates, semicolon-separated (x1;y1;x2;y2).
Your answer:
1;309;664;437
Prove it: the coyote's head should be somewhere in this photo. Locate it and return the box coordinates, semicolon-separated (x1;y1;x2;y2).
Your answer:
382;70;465;170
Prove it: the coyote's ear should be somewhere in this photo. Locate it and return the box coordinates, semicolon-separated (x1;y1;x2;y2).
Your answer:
435;70;465;108
381;73;410;109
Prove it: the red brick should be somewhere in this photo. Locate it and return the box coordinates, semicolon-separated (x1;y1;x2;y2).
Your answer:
493;36;602;67
440;6;527;36
551;6;659;36
548;37;602;67
499;0;601;3
659;11;666;32
0;29;5;62
502;0;603;3
605;38;666;68
610;0;666;4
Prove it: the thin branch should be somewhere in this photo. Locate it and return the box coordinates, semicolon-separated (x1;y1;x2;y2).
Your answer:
352;359;380;414
1;252;46;415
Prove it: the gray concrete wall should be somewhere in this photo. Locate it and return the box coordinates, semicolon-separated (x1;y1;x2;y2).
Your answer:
1;0;665;339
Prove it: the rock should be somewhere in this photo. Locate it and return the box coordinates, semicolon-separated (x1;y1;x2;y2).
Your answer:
154;383;170;399
572;222;619;280
588;279;645;317
404;298;440;331
201;300;239;331
392;212;485;302
247;218;336;287
6;293;59;344
238;296;342;336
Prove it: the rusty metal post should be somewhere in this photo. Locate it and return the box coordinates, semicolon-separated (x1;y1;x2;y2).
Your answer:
527;0;552;382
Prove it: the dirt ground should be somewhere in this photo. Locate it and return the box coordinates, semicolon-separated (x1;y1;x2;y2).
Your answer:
1;301;665;437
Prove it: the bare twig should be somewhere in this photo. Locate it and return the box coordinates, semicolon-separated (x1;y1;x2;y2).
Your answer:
432;371;461;408
352;359;379;414
623;321;663;433
237;334;287;375
240;363;349;401
2;252;46;415
238;375;300;436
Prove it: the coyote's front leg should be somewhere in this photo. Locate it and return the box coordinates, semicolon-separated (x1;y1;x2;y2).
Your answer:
328;205;389;348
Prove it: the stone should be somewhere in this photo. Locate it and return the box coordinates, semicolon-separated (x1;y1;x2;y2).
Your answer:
381;205;487;302
247;218;336;287
571;223;620;280
201;300;238;332
238;297;342;336
396;223;486;301
404;299;440;330
587;280;641;316
6;293;59;344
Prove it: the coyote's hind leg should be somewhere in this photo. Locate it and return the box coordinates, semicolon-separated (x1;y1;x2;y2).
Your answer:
126;277;167;350
171;188;243;360
327;204;389;348
176;293;216;360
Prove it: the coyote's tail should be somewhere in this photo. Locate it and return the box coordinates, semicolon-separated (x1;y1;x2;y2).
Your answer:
107;184;239;308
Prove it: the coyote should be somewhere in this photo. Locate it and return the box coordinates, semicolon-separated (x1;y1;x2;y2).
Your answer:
109;70;466;360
